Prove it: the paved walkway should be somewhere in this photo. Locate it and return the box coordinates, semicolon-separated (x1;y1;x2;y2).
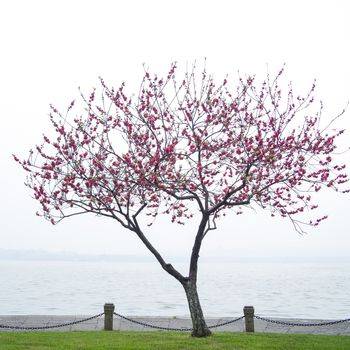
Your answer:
0;315;349;335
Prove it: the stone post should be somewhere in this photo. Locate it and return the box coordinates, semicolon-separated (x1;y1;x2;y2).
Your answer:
104;303;115;331
243;306;255;332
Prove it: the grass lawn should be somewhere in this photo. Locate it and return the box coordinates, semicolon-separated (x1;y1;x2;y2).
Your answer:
0;331;350;350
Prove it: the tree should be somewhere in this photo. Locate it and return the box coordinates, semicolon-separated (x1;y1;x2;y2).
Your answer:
15;63;348;337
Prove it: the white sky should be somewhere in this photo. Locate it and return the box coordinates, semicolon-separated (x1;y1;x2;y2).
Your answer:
1;0;349;262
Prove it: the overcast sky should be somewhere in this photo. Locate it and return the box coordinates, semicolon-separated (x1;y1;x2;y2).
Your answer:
1;0;349;262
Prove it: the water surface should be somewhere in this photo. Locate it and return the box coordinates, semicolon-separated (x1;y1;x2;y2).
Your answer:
1;260;349;319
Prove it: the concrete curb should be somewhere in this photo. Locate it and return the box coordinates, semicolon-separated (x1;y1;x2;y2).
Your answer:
0;315;349;335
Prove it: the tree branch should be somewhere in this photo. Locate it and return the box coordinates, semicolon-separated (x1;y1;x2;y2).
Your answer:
133;227;187;284
208;163;253;214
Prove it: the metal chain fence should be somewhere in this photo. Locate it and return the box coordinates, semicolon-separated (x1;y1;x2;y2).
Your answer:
0;312;104;330
1;309;350;331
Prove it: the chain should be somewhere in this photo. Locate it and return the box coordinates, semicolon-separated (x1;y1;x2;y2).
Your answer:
114;312;244;331
114;312;192;331
255;315;350;327
208;316;245;329
0;312;104;330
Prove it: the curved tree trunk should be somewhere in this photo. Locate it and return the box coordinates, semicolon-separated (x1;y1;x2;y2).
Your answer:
183;279;211;337
134;216;212;337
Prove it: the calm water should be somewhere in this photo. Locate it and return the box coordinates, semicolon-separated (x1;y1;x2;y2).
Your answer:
1;260;349;319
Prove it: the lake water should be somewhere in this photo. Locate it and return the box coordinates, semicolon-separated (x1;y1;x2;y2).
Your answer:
1;260;349;319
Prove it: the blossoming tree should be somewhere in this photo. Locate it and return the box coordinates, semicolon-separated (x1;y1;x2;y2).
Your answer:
15;63;348;336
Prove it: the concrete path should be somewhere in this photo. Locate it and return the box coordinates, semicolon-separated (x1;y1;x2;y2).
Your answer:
0;315;349;335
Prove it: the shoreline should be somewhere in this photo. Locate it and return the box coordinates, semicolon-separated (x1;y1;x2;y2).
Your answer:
0;315;349;335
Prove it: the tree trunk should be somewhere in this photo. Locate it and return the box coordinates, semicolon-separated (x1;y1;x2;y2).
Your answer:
133;217;212;337
183;279;211;337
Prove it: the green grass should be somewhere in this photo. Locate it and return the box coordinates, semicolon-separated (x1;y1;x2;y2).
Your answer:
0;331;349;350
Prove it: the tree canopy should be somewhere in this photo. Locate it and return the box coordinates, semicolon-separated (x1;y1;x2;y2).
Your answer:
16;64;348;233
